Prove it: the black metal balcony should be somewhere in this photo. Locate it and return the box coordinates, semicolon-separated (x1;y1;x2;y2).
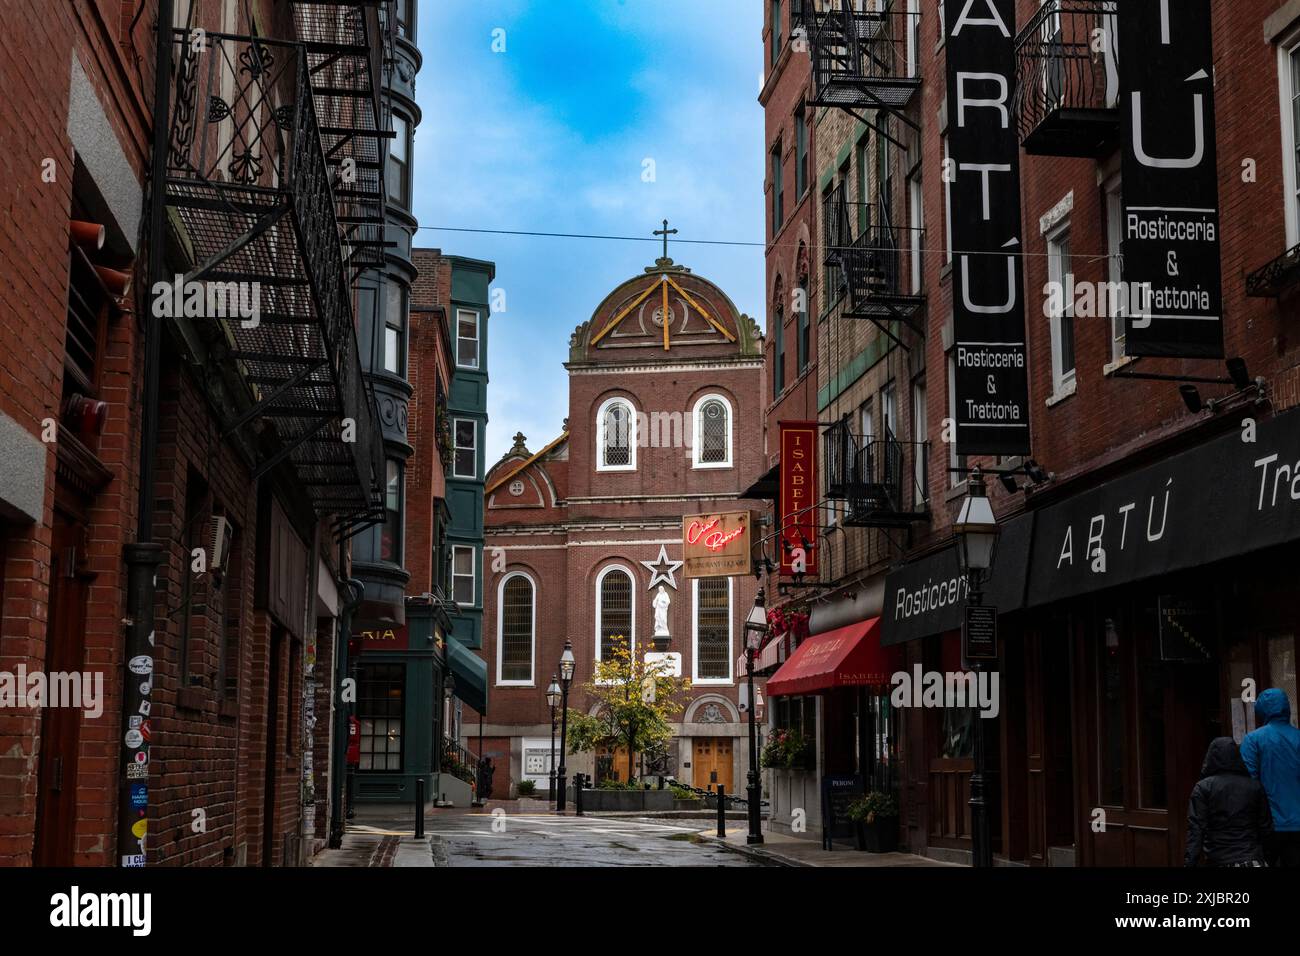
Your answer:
1246;244;1300;298
1012;0;1120;157
165;31;383;523
807;0;920;118
290;1;393;273
824;421;928;526
823;185;924;336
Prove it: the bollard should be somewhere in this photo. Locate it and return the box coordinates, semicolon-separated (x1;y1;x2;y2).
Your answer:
717;784;726;838
574;773;585;816
415;776;425;839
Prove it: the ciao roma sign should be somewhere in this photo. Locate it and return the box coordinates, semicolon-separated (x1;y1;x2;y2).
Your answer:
683;511;753;578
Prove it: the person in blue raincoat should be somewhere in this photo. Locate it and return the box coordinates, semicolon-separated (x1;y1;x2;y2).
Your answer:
1241;688;1300;867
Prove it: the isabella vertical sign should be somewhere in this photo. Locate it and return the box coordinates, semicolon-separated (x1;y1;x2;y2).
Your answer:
1120;0;1222;358
945;0;1031;457
779;421;818;576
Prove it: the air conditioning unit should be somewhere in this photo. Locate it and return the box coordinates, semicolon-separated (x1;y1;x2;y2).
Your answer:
207;515;233;574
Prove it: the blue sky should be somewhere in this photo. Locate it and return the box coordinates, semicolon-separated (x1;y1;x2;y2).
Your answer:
412;0;765;465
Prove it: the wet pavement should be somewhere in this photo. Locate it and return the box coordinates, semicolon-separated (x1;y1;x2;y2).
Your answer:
428;812;763;866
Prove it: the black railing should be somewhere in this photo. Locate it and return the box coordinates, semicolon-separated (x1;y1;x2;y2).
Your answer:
823;186;922;320
823;423;928;524
164;31;383;520
1246;243;1300;298
1012;0;1119;156
808;0;920;112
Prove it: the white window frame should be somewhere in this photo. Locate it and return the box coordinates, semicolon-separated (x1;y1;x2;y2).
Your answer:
912;379;928;502
456;308;480;369
1046;221;1077;398
452;417;477;480
594;564;637;665
495;570;536;687
596;396;637;472
691;577;733;685
691;393;734;469
942;134;953;264
947;350;966;488
1279;33;1300;248
909;170;924;293
1104;173;1126;364
881;382;897;439
906;0;920;79
451;544;477;608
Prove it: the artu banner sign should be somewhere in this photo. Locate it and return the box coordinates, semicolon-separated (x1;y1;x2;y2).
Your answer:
945;0;1031;457
1120;0;1223;358
779;421;818;576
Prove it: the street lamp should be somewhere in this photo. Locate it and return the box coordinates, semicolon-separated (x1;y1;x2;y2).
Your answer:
546;673;561;803
743;589;768;845
954;467;1000;869
556;639;575;813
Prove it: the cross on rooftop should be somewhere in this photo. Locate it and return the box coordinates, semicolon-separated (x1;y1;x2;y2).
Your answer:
653;219;678;260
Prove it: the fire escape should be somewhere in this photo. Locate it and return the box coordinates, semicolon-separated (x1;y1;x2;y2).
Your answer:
823;417;929;530
163;3;391;531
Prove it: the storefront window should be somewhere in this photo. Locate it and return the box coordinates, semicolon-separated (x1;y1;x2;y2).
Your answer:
1098;618;1126;806
939;705;973;759
358;664;404;771
1268;633;1298;727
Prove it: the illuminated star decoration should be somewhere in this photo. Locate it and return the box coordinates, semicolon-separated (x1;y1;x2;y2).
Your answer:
640;544;683;591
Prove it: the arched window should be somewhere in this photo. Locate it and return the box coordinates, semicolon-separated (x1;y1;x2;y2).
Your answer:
597;398;636;471
596;566;635;660
692;394;733;468
693;577;732;682
497;572;535;685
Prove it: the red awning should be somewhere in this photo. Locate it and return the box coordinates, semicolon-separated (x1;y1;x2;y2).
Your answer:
765;618;896;697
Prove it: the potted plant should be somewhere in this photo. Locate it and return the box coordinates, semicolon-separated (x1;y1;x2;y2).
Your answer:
847;791;899;852
516;779;536;797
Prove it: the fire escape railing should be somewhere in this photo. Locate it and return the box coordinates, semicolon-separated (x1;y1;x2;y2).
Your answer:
823;183;923;341
164;30;383;521
1011;0;1120;156
807;0;920;121
291;1;393;274
823;420;928;526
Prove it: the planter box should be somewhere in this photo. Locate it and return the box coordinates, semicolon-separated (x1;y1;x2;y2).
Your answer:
859;817;900;853
580;789;676;812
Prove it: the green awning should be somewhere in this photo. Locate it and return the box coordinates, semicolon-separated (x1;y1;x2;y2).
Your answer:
447;638;487;714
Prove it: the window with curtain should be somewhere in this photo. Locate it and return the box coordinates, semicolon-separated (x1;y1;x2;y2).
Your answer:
499;574;534;683
695;578;731;681
598;568;633;660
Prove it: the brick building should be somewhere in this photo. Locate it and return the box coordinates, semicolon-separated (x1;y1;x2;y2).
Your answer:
0;0;395;866
473;252;766;796
755;0;1300;866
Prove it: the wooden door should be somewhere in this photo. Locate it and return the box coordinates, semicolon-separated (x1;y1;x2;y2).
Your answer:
1024;624;1075;865
34;513;92;866
693;737;734;792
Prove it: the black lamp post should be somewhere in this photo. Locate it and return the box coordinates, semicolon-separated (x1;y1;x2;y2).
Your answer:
743;589;768;845
546;673;561;803
556;639;575;812
953;467;1000;869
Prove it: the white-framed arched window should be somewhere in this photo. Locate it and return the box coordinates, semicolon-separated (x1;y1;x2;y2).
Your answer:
692;576;733;683
595;564;636;661
596;397;637;471
692;393;733;469
496;571;536;686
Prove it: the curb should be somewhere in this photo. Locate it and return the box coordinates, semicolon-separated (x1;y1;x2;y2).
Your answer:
694;831;810;867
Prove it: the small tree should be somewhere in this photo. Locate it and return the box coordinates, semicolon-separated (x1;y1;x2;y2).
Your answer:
565;637;691;783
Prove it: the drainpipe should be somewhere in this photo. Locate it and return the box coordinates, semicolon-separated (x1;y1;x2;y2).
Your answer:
328;570;364;848
117;0;173;868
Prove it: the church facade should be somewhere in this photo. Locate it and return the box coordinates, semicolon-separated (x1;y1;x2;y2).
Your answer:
469;251;766;795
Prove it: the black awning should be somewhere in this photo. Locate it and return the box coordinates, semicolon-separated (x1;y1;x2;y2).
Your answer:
741;461;780;500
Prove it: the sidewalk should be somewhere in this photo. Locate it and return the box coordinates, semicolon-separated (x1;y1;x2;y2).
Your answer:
311;826;435;867
696;826;960;868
